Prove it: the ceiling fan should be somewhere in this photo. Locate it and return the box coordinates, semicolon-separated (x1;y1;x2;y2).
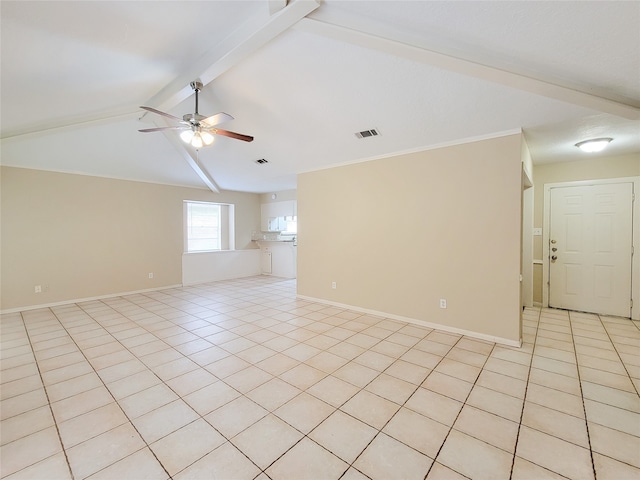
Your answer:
139;80;253;148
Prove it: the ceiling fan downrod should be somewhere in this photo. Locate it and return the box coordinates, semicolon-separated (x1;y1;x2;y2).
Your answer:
186;80;205;124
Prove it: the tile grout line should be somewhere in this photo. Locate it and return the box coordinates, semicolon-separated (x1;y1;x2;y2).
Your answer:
510;309;637;477
508;306;541;480
567;310;597;480
314;332;480;476
339;332;457;479
47;303;174;480
204;322;365;477
19;308;76;480
83;285;375;478
6;278;635;480
23;283;359;478
86;293;302;478
75;299;267;479
421;335;502;479
242;315;430;479
596;314;640;398
230;323;457;478
2;294;239;478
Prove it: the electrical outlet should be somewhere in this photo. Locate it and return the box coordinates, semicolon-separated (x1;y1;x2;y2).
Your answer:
331;281;336;289
440;298;447;309
34;285;42;293
148;273;154;279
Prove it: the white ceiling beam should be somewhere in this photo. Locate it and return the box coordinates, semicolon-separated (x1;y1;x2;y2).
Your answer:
183;151;221;194
158;124;221;193
145;0;320;114
144;0;319;192
268;0;288;16
294;18;640;121
0;111;139;141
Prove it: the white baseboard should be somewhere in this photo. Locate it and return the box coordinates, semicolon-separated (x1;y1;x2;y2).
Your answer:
297;294;522;348
0;285;184;315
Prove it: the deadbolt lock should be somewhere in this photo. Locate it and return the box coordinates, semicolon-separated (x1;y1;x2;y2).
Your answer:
550;239;557;244
552;247;557;252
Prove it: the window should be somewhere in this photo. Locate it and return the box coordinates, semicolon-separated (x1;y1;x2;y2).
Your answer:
186;201;220;252
184;201;237;252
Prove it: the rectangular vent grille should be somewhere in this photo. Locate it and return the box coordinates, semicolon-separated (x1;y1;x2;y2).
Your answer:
355;128;379;139
255;158;269;164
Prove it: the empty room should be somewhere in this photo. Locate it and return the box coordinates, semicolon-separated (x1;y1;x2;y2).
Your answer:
1;1;639;479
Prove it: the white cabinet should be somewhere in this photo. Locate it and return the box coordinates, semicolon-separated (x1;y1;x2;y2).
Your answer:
272;245;296;278
261;249;272;274
258;242;296;278
260;204;270;231
261;201;297;232
272;200;295;217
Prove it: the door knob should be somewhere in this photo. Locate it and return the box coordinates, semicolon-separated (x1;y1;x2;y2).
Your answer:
551;255;557;261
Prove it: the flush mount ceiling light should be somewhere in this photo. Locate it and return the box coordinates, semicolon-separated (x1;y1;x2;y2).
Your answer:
575;138;613;153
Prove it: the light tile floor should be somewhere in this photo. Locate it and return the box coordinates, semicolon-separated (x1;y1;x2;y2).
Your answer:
1;276;639;479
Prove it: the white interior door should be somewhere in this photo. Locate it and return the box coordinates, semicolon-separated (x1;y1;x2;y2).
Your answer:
549;183;633;317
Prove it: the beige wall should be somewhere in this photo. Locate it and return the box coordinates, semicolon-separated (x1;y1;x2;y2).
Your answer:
531;153;640;303
1;167;261;311
297;134;524;343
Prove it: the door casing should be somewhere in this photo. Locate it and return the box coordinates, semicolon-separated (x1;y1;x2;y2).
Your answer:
543;177;639;319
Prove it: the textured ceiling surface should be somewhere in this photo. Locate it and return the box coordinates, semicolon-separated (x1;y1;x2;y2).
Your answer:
1;0;638;192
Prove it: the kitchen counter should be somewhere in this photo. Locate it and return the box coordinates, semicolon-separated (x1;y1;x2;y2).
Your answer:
256;240;297;278
255;239;296;244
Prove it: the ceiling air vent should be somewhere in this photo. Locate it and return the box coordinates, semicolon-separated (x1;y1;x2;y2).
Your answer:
255;158;269;164
355;128;380;139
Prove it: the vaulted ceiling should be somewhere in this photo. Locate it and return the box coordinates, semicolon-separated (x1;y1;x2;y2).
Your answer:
2;0;639;193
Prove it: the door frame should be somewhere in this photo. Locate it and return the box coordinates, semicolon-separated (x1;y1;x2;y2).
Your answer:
543;176;639;319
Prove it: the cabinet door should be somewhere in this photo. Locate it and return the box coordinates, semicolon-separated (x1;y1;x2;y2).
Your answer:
260;204;269;231
261;252;272;274
271;245;296;278
272;200;295;217
261;201;297;231
271;201;285;217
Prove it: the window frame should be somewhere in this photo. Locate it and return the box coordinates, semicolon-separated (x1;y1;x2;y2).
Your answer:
184;200;234;253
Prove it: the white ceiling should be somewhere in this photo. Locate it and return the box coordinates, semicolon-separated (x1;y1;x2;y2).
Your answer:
2;0;639;193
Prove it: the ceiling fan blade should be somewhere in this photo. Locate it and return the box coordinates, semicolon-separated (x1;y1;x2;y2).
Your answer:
138;126;188;133
201;112;234;127
139;106;182;121
213;128;254;142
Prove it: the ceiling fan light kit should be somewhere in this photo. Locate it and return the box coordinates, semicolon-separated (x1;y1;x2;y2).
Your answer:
139;80;253;148
575;137;613;153
180;128;215;148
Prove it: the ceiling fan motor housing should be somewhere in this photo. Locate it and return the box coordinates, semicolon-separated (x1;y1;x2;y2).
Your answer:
183;113;207;125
